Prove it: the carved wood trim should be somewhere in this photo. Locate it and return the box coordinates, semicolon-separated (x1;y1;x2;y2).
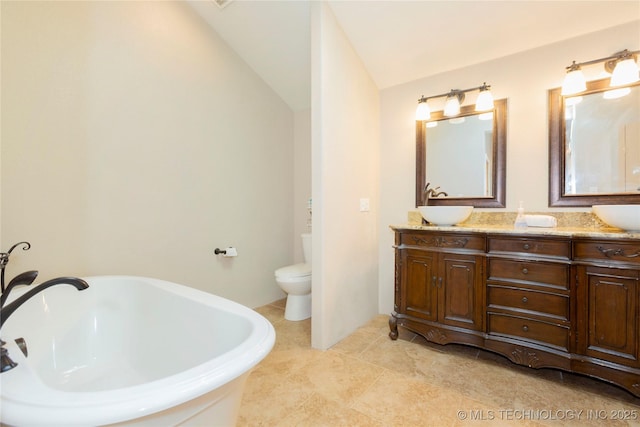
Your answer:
510;347;541;368
411;236;469;248
389;314;399;340
426;328;448;345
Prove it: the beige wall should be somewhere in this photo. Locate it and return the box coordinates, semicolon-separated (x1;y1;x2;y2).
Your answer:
1;1;295;308
378;20;640;314
293;108;312;263
311;2;380;349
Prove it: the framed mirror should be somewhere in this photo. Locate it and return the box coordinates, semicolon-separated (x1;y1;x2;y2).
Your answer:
415;98;507;207
549;78;640;206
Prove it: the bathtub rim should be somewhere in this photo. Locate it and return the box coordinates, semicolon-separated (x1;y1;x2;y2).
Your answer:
0;275;276;426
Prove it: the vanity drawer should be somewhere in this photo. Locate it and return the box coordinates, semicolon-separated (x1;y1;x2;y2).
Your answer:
488;236;570;260
400;232;485;252
574;239;640;266
487;313;570;351
487;286;569;320
488;259;569;289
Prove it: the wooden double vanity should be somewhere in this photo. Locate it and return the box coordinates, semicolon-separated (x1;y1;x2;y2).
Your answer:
389;225;640;397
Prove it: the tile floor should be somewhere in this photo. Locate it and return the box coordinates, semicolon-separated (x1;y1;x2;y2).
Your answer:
238;300;640;426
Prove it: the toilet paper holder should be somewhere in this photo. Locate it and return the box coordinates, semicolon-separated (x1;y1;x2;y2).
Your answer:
214;247;238;257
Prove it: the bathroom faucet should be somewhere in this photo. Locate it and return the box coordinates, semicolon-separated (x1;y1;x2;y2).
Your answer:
0;276;89;330
0;270;39;307
0;241;90;372
423;183;449;205
0;276;88;372
1;241;31;292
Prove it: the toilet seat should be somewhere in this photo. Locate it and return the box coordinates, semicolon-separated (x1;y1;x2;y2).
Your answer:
275;263;311;279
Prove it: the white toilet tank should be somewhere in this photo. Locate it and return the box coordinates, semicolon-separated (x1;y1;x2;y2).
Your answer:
301;233;312;264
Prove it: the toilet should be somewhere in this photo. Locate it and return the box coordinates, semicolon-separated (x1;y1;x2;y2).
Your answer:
275;233;311;321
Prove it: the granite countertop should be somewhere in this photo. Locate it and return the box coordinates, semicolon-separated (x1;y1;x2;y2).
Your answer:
392;210;640;239
390;223;640;239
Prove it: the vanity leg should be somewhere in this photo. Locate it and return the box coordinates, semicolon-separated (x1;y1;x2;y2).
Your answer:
389;313;398;340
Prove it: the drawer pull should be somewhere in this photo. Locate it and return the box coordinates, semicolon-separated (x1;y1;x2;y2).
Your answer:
522;297;528;303
596;245;640;259
523;243;531;250
521;268;529;275
522;325;529;332
432;276;437;287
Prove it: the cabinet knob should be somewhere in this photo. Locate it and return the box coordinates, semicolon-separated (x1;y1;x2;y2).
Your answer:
522;268;529;275
523;243;531;250
522;325;529;332
522;297;528;303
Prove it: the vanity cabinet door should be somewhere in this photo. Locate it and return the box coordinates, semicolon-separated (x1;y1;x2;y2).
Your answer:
401;249;438;323
440;252;484;331
400;250;483;330
576;265;640;367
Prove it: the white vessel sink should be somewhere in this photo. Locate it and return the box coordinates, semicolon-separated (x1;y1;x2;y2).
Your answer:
418;206;473;226
592;205;640;231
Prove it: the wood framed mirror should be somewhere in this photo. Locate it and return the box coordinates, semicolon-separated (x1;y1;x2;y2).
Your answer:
415;98;507;207
549;78;640;207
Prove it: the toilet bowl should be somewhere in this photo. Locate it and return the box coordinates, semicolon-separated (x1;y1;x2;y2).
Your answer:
275;233;311;321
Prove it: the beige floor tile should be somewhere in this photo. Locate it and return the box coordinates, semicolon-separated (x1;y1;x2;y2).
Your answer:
279;393;386;427
239;306;640;427
294;351;385;406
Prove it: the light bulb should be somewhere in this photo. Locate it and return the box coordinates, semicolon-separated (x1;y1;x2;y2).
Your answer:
444;94;461;117
610;57;639;86
415;100;430;120
475;89;494;111
561;68;586;95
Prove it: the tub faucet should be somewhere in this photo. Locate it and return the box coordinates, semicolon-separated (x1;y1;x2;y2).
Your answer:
0;276;89;372
423;183;448;205
1;241;31;293
0;270;39;307
1;277;89;331
0;241;90;372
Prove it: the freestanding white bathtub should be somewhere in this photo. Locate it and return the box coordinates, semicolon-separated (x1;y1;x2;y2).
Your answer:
0;276;275;426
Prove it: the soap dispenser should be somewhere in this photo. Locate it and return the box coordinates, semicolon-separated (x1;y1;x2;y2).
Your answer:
514;201;527;229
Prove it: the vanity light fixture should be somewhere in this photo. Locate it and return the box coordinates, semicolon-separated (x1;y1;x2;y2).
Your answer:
444;91;464;116
415;83;494;120
561;49;639;96
475;83;494;111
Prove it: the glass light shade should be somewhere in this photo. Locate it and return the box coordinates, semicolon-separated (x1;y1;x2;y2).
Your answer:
415;101;430;120
610;58;639;86
475;90;494;111
603;87;631;99
444;95;461;117
561;69;587;95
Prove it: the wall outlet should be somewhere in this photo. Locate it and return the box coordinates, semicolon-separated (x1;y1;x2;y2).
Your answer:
359;198;370;212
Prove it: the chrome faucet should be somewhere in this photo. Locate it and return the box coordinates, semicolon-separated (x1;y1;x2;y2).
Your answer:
0;241;89;372
423;182;448;205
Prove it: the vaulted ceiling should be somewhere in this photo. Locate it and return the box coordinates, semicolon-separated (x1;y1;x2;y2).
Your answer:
186;0;640;111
